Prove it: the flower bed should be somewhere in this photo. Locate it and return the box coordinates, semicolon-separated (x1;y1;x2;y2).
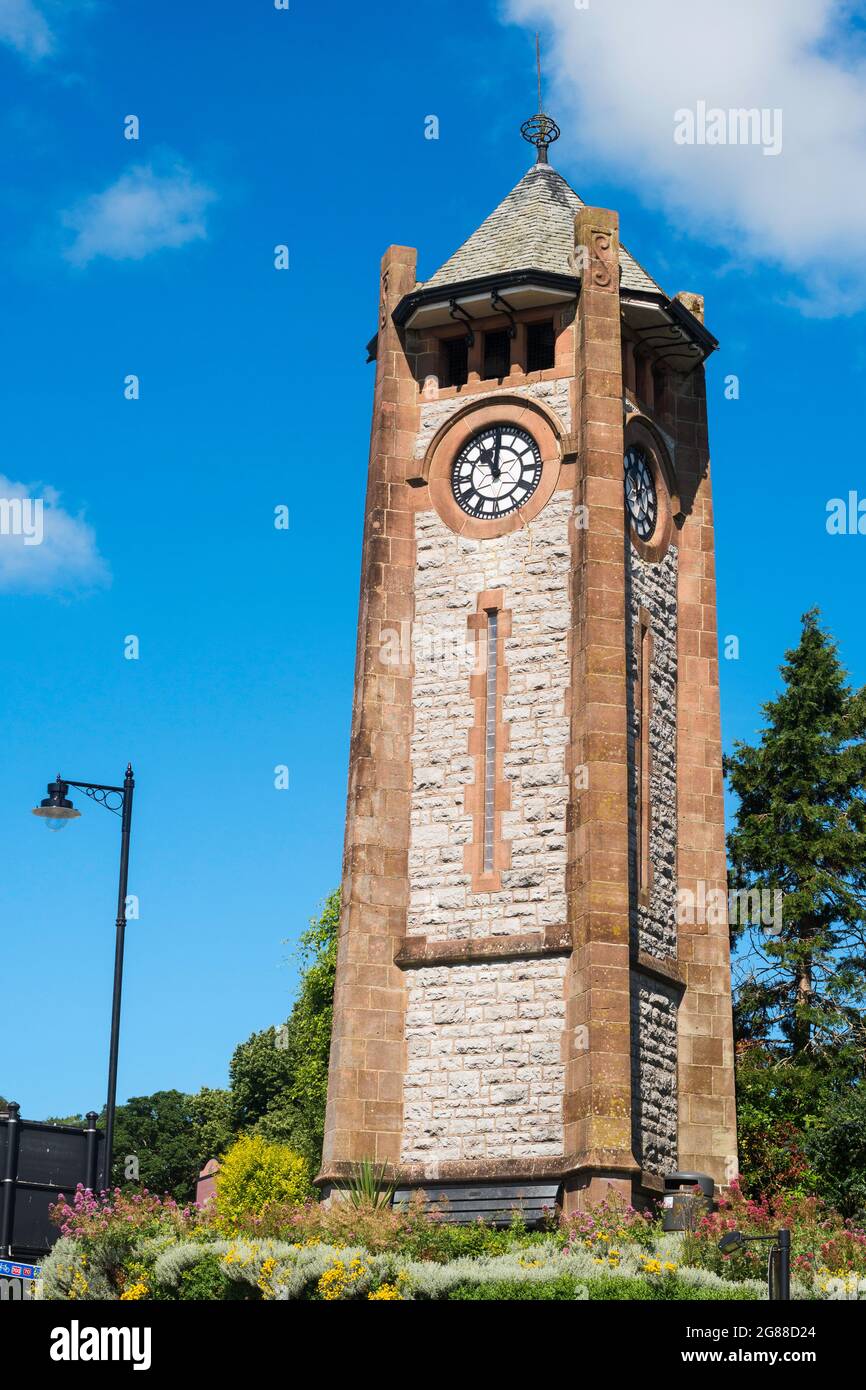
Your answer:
38;1159;866;1302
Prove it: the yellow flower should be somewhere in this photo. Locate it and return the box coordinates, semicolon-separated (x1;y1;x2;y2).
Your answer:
317;1257;368;1301
368;1283;402;1300
120;1281;149;1301
68;1269;90;1299
257;1257;280;1298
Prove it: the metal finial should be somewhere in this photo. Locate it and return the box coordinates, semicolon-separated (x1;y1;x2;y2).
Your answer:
521;112;560;165
522;33;560;164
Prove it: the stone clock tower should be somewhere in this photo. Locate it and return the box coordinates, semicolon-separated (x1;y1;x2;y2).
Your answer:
319;112;737;1215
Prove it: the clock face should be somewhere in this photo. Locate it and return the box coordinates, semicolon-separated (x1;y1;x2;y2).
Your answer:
624;444;658;541
451;425;543;520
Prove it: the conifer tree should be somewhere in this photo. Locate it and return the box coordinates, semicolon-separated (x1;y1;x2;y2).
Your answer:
724;610;866;1054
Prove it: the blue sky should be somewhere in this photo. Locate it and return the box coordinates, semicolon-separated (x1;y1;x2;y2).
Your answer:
2;0;865;1119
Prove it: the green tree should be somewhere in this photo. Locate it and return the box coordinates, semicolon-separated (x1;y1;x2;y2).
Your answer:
230;890;338;1168
110;1087;233;1201
733;1041;840;1198
189;1086;235;1167
725;610;866;1055
805;1082;866;1221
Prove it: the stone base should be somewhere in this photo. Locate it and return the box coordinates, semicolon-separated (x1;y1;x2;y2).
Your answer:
317;1159;675;1223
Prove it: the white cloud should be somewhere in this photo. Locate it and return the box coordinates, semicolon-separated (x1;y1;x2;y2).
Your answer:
62;163;216;267
504;0;866;315
0;0;54;60
0;476;109;594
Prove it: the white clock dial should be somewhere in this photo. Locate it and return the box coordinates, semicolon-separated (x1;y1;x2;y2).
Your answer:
451;425;543;519
624;444;658;541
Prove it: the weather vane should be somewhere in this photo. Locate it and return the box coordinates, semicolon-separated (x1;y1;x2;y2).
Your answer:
520;33;561;164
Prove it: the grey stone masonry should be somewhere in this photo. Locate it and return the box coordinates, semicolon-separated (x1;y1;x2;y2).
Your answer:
630;973;678;1174
414;378;572;464
627;542;679;960
401;956;567;1163
408;489;572;940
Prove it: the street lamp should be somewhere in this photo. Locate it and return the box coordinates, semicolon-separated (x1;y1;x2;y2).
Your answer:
32;765;135;1190
32;778;81;830
718;1227;791;1300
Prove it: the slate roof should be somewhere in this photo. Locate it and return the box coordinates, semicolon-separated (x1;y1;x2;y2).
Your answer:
422;162;662;296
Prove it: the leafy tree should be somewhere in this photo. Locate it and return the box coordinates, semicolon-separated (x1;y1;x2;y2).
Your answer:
189;1087;235;1167
725;610;866;1055
230;890;339;1168
805;1082;866;1221
110;1087;233;1201
734;1042;832;1198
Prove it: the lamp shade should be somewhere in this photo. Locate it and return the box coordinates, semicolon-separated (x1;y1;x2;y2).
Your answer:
32;778;81;831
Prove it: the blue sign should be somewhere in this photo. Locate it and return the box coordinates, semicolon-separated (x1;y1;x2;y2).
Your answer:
0;1259;41;1280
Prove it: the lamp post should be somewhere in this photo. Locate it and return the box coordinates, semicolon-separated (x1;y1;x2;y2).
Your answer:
32;765;135;1190
718;1228;791;1300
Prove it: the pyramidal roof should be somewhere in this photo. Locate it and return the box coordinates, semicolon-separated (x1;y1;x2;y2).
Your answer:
422;162;662;296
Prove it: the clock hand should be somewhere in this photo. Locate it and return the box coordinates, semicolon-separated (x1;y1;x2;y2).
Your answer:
491;431;502;479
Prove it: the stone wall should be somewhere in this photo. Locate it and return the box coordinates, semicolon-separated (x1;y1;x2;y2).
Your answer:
408;488;572;940
626;540;679;1171
627;542;679;960
630;973;678;1174
401;955;567;1163
414;378;571;464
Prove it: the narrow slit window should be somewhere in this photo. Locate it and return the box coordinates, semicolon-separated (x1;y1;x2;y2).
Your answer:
483;610;499;873
483;329;510;380
637;617;653;898
443;336;469;387
526;320;555;372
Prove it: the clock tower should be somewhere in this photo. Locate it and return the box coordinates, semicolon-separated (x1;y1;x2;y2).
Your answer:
319;112;737;1215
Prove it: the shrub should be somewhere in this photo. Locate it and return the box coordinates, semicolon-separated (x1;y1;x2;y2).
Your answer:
339;1159;394;1210
51;1185;200;1246
805;1085;866;1223
562;1187;659;1252
43;1231;775;1302
215;1135;312;1232
397;1207;539;1263
450;1276;581;1300
687;1180;866;1283
45;1186;210;1299
42;1237;114;1302
177;1254;249;1301
248;1191;552;1259
448;1276;760;1301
